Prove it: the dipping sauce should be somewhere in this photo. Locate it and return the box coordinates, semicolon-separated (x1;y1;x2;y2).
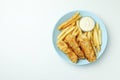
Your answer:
80;17;95;31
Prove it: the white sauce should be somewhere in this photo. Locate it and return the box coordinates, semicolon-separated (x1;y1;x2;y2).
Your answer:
80;17;95;31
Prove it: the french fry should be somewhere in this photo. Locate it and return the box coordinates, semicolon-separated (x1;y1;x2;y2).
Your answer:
72;26;77;35
76;20;82;35
58;12;81;30
72;26;80;36
93;27;99;47
98;29;102;45
84;32;87;37
71;22;76;26
96;23;99;31
91;40;97;55
90;31;93;40
95;26;101;52
87;32;91;40
73;30;79;37
96;23;102;52
57;26;75;41
97;45;101;52
76;20;79;26
97;29;102;52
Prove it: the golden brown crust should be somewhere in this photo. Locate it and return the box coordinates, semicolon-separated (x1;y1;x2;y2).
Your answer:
57;40;78;63
77;34;96;62
64;34;85;59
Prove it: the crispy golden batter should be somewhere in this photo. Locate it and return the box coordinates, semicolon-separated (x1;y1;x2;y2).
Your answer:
57;40;78;63
77;34;96;62
64;34;85;59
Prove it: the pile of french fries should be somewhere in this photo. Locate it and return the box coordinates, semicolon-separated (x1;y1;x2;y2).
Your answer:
56;12;102;63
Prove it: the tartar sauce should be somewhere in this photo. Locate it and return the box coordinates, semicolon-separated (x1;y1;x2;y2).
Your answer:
80;17;95;31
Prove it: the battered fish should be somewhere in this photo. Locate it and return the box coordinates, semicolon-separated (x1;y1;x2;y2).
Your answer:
64;34;85;59
57;40;78;63
77;34;96;62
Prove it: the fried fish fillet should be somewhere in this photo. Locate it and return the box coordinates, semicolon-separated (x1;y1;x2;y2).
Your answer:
77;34;96;62
57;40;78;63
64;34;85;59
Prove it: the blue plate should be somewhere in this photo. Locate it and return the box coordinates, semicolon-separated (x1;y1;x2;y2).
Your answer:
52;10;107;65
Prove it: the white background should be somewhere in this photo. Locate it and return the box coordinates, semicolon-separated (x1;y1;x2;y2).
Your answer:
0;0;120;80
